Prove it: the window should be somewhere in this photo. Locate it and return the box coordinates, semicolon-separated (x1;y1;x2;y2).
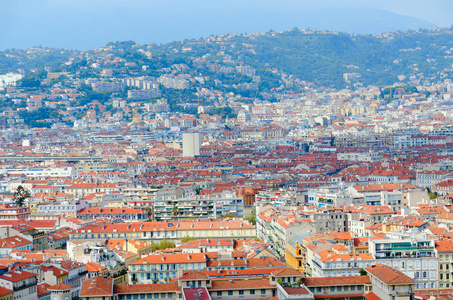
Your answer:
250;290;255;295
217;292;222;296
261;289;266;295
337;286;342;291
239;290;244;295
330;286;335;291
228;291;233;296
344;286;349;291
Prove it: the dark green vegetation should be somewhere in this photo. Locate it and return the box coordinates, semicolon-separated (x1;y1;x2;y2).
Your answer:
14;185;31;207
18;107;61;128
146;27;453;89
0;49;75;73
151;239;176;252
180;236;198;243
244;207;256;225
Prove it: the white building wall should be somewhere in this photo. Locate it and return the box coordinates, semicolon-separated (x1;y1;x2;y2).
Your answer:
182;133;201;157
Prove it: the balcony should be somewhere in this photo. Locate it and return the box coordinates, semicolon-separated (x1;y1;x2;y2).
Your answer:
32;231;46;238
417;246;433;250
391;246;418;251
376;252;434;259
14;281;38;291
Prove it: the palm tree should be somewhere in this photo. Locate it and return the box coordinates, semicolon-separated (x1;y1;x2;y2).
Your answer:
172;206;179;216
14;185;31;207
145;206;153;221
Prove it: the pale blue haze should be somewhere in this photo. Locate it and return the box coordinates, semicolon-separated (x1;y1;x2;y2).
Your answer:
0;0;452;50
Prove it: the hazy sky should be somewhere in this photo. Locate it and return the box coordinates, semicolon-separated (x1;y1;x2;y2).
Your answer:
0;0;452;50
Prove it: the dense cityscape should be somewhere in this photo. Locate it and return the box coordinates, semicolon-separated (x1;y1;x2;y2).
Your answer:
1;24;453;300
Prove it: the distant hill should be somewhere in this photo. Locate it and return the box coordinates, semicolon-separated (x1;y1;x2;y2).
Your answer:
150;27;453;88
1;27;453;91
287;8;438;34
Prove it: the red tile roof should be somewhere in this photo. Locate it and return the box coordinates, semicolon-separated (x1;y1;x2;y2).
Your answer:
0;236;32;248
37;283;51;297
80;276;113;296
0;286;12;296
179;271;210;280
86;262;107;272
0;270;36;282
183;288;211;300
365;264;416;285
302;275;371;286
283;286;311;295
365;292;382;300
113;283;179;293
435;239;453;252
208;279;273;290
48;283;73;291
271;268;303;276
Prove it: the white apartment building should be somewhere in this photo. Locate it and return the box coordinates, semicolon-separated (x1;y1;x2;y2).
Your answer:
0;271;37;300
37;200;89;218
311;251;375;278
1;166;77;178
366;264;416;300
368;231;438;289
182;133;201;157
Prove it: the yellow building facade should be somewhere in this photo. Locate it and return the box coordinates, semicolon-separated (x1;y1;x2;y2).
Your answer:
285;241;304;273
